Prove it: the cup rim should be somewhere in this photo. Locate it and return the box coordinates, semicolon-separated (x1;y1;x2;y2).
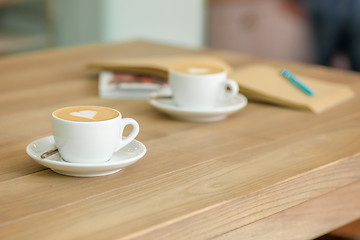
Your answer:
169;64;226;77
52;105;121;123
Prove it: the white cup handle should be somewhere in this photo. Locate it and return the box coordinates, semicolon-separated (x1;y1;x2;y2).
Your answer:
222;79;239;101
115;118;139;152
224;79;239;97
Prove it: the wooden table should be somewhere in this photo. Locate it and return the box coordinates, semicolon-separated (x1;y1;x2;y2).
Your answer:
1;41;360;240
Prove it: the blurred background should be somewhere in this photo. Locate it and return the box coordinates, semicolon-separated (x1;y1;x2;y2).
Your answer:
0;0;359;72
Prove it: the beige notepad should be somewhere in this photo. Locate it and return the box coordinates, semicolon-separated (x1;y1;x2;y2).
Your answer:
230;65;355;113
87;54;233;79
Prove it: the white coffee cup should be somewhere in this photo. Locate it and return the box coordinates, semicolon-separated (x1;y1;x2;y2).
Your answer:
169;63;239;109
52;106;139;164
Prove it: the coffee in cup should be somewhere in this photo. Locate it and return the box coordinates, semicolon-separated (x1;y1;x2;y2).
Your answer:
52;106;139;164
53;106;119;122
169;63;239;109
170;64;224;75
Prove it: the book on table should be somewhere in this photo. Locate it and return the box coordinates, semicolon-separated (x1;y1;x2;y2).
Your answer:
88;54;232;99
87;55;355;113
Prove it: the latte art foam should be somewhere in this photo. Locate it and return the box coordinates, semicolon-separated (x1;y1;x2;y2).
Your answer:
170;64;224;75
54;106;119;122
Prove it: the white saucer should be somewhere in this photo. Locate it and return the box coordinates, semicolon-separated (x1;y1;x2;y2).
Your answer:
149;93;248;122
26;136;146;177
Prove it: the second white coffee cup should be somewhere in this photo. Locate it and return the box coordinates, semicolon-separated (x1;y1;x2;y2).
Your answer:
169;63;239;109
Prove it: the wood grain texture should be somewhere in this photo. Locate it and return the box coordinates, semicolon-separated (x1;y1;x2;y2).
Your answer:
0;41;359;239
212;180;360;240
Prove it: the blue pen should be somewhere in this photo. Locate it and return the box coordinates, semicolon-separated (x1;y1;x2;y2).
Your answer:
281;68;314;96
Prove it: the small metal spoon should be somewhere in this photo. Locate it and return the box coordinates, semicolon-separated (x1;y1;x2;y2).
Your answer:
41;149;59;159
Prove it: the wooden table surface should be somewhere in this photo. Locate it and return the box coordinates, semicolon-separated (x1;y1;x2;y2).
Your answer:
1;41;360;240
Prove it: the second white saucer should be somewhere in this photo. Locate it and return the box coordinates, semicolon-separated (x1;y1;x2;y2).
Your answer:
149;93;248;122
26;136;146;177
